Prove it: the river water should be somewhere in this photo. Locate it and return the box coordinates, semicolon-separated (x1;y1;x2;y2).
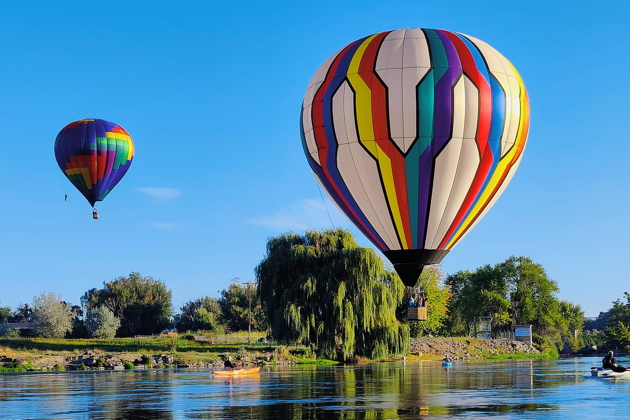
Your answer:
0;356;628;419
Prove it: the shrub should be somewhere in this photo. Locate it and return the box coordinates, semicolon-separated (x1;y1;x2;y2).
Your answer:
533;334;559;358
140;354;154;368
123;361;134;370
0;326;19;339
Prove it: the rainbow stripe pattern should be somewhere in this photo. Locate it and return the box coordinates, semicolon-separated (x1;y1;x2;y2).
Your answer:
301;29;529;283
54;119;134;207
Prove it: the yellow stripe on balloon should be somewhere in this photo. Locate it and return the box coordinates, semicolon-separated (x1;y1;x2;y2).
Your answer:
81;167;93;190
445;70;529;250
127;138;135;160
346;35;410;249
106;131;134;160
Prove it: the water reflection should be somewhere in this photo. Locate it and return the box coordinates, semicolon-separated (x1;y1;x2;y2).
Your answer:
0;357;628;419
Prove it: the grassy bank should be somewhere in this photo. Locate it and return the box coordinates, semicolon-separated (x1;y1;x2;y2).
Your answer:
0;337;275;354
0;336;552;372
0;336;334;371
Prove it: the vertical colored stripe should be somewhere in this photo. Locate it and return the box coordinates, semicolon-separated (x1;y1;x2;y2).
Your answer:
445;64;529;249
437;31;494;249
309;36;389;251
415;29;461;249
347;33;412;249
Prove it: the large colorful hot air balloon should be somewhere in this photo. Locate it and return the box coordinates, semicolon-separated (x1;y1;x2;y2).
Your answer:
300;28;529;286
54;119;134;217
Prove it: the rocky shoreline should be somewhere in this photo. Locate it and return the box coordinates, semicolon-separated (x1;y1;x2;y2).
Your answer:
409;338;539;360
0;338;540;371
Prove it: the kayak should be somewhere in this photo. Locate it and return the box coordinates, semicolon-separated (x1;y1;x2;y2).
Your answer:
442;362;453;367
591;367;630;378
212;367;260;377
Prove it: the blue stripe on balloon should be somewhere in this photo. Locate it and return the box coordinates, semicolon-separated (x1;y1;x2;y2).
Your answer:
458;34;492;91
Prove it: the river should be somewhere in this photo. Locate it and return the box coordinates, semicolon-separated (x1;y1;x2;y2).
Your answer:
0;356;627;419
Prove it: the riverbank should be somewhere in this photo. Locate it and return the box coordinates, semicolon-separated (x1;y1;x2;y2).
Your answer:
0;337;542;371
408;338;540;360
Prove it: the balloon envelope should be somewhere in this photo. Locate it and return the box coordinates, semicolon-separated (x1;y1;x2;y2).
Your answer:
300;29;529;286
54;118;134;207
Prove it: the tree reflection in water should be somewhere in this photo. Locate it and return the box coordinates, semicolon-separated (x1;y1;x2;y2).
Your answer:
0;358;628;419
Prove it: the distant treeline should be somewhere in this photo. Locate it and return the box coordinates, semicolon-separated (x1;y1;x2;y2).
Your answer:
2;229;627;360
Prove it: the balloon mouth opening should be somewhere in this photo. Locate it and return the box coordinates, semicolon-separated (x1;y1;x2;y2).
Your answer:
383;249;449;287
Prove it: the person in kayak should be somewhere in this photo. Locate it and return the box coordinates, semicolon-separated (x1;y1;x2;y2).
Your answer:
224;356;236;370
602;351;626;372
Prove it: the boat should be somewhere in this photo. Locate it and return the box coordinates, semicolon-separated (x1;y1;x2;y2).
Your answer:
212;366;260;377
591;367;630;378
442;361;453;367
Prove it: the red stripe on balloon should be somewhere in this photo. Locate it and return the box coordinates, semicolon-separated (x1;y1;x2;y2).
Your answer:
97;155;107;180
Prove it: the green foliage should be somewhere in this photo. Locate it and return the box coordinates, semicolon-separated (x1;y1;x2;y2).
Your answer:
533;334;559;357
82;272;173;337
256;229;409;361
53;364;65;371
605;321;630;353
444;266;511;336
0;324;19;338
32;292;73;339
599;293;630;352
140;354;154;368
219;282;267;333
94;358;106;367
122;360;134;369
0;304;12;323
444;256;583;351
0;336;275;355
86;305;121;339
177;296;222;333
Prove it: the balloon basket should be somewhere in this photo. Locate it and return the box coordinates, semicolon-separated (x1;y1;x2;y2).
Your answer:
407;306;427;321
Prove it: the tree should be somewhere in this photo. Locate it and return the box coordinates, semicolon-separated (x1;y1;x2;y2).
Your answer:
498;256;567;346
604;293;630;352
444;256;582;351
445;264;511;336
82;272;173;337
256;229;409;361
9;303;32;323
0;305;12;323
31;292;73;338
86;305;121;339
219;281;267;333
177;296;222;333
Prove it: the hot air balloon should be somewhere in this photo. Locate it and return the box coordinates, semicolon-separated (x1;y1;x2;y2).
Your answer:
54;119;134;218
300;28;529;287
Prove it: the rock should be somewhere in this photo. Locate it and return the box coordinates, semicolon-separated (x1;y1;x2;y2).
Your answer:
409;338;538;360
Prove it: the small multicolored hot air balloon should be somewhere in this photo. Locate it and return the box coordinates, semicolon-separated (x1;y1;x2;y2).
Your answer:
54;119;134;218
300;28;530;286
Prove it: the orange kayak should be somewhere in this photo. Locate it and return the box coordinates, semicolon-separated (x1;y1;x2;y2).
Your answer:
212;367;260;377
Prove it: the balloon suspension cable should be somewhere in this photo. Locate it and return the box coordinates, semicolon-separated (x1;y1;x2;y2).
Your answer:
58;171;91;216
317;182;335;229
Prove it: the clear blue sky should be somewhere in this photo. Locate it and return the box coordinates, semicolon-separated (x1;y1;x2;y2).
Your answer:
1;0;628;318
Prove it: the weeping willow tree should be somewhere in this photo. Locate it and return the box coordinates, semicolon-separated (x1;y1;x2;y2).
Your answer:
255;229;409;361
